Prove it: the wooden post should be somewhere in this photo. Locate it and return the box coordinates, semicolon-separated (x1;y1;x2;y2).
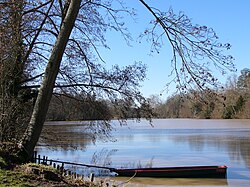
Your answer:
49;160;52;165
68;170;71;176
73;172;77;179
60;163;64;175
38;155;41;164
42;156;45;164
33;151;37;163
45;156;48;165
53;163;56;168
90;173;94;182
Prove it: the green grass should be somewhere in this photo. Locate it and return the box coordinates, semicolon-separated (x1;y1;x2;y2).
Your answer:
0;169;39;187
0;154;51;186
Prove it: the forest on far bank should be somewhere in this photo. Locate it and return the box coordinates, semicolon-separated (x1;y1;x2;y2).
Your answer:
46;68;250;121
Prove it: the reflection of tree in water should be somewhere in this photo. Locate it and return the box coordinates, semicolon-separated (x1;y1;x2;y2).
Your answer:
38;125;92;150
170;135;206;152
229;138;250;168
170;133;250;167
38;121;114;150
88;148;118;176
91;148;118;167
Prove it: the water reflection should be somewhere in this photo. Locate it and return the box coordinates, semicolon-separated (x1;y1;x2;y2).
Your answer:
169;133;250;167
112;177;228;186
38;124;93;150
36;119;250;187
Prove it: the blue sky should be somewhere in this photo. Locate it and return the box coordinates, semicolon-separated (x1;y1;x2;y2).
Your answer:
99;0;250;98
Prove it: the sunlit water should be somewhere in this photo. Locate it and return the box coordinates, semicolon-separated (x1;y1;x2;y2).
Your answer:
36;119;250;186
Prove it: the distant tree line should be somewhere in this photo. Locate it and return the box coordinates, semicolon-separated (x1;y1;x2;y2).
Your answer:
46;68;250;121
150;68;250;119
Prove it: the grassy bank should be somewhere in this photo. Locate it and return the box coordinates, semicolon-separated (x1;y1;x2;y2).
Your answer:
0;157;99;187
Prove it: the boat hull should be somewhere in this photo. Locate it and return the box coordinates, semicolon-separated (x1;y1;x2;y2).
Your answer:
113;166;227;178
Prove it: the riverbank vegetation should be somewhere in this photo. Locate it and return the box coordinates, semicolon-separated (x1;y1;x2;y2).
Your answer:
0;143;100;187
45;68;250;120
151;69;250;119
0;162;99;187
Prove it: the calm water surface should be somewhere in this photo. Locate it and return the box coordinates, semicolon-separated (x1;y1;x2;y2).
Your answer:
36;119;250;187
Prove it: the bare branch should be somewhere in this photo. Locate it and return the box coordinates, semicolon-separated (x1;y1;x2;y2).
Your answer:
20;73;44;84
139;0;235;94
23;0;54;63
22;0;53;15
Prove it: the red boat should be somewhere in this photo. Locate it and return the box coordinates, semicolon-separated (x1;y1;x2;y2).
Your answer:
112;165;227;178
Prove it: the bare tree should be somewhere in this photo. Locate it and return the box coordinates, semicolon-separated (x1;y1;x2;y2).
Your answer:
0;0;235;160
18;0;82;159
16;0;149;159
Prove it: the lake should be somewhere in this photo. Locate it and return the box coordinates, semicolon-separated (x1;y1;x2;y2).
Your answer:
36;119;250;187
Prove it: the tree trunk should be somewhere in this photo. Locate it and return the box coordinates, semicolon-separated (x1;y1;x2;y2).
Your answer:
18;0;82;160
